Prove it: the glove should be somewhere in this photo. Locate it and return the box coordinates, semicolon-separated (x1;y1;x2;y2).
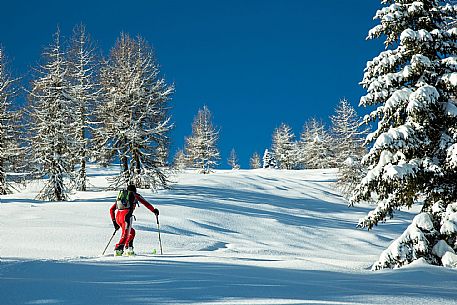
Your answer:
153;208;159;216
112;219;120;230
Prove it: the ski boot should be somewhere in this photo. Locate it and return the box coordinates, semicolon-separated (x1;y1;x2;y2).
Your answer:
114;245;124;256
125;247;135;256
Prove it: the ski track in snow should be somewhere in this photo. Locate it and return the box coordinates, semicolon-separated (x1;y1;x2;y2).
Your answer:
1;166;456;305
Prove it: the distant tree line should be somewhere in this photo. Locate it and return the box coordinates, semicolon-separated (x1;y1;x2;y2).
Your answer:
257;99;369;198
171;99;369;200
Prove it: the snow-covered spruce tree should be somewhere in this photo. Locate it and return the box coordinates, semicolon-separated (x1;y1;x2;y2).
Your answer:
272;123;297;169
0;47;21;194
299;118;335;169
185;106;220;174
330;99;368;198
97;33;174;189
228;148;240;170
262;148;277;169
67;24;99;191
27;29;75;201
351;0;457;269
250;152;262;169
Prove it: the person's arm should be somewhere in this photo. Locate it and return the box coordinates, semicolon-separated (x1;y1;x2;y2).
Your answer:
109;203;117;220
135;193;158;215
109;203;120;230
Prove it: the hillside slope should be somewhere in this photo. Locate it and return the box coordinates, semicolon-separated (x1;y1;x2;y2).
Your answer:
1;167;456;304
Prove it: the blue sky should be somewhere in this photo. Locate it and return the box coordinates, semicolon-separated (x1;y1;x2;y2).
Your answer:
0;0;383;168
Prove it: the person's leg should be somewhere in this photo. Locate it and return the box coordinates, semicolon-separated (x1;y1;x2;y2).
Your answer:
115;210;129;252
125;214;136;255
126;228;136;248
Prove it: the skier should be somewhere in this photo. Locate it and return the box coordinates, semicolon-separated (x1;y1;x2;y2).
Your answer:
109;184;159;256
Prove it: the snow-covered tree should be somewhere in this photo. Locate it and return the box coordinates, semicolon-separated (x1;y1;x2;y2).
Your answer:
0;47;21;194
185;106;220;174
351;0;457;269
227;148;240;170
156;140;170;167
249;152;261;169
262;148;277;169
67;24;99;191
272;123;297;169
337;156;367;200
299;118;335;169
330;99;367;164
96;33;174;189
330;99;368;198
172;149;188;170
27;29;75;201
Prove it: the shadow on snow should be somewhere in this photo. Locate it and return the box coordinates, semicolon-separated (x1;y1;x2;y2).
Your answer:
2;258;457;305
152;184;413;235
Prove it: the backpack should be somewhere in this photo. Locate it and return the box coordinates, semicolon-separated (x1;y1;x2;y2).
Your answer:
116;189;136;210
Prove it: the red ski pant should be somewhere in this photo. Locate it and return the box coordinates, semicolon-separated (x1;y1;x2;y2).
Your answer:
115;209;136;249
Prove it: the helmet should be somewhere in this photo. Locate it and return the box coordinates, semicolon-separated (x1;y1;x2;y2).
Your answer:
127;184;137;193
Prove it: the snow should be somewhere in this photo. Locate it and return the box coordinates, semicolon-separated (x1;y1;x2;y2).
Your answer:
447;143;457;168
343;156;355;166
400;29;417;43
412;212;434;231
358;149;419;198
408;1;424;14
444;102;457;117
373;124;413;151
442;56;457;70
442;251;457;268
411;54;431;67
385;88;412;111
407;85;439;114
374;133;394;148
400;29;433;44
372;213;433;270
432;240;455;258
440;72;457;88
382;162;417;180
2;166;457;304
447;27;457;36
440;203;457;235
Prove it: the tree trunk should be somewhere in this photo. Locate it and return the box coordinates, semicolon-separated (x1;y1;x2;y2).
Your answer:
79;156;86;191
121;155;129;185
0;160;7;195
78;110;87;191
55;173;63;201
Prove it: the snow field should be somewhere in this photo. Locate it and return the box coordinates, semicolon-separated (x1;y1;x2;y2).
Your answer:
1;166;457;304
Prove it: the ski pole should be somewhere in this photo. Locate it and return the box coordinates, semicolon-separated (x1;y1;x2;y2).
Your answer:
156;215;163;255
102;229;118;256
